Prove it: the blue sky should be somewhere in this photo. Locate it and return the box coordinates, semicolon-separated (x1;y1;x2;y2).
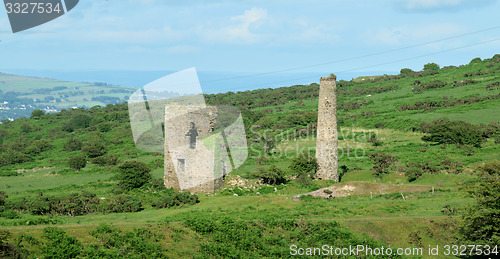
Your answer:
1;0;499;77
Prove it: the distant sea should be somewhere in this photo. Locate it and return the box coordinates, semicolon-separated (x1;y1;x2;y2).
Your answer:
1;69;395;94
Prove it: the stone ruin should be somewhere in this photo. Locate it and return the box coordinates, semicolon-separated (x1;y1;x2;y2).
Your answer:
315;75;339;181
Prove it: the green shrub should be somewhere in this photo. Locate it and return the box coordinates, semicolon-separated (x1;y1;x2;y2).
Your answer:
400;68;414;74
253;165;286;185
118;161;152;190
423;62;440;71
30;109;45;119
63;136;83;152
422;119;483;147
92;153;119;166
25;139;53;155
0;210;19;219
460;160;500;245
68;156;87;172
41;227;83;259
103;195;142;213
288;155;317;177
0;230;20;258
0;191;6;212
460;144;475;156
152;191;199;209
85;224;167;258
405;166;423;182
339;165;349;182
81;132;107;158
0;148;33;167
369;152;398;177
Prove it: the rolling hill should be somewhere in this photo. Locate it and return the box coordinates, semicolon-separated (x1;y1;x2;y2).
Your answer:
0;55;499;258
0;72;136;121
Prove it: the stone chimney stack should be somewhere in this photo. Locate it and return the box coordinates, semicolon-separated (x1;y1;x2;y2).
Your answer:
315;75;339;181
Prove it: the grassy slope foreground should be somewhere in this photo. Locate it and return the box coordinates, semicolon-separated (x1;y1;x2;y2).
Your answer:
0;55;499;258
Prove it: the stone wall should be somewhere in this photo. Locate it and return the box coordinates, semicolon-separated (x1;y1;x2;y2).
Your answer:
164;105;228;194
315;75;339;181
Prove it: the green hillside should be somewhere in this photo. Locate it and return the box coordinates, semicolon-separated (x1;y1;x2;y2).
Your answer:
0;72;136;121
0;55;499;258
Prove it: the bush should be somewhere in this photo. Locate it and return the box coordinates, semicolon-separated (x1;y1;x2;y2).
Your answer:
423;62;440;71
422;119;483;147
25;139;53;155
81;133;107;158
64;136;83;152
152;191;199;209
86;224;167;258
253;165;287;185
0;191;6;212
103;195;142;213
369;153;398;176
339;165;349;182
288;155;317;177
405;167;423;182
42;227;83;258
400;68;414;74
68;156;87;171
71;114;92;129
30;109;45;119
460;161;500;245
0;148;33;167
118;161;152;189
92;153;119;166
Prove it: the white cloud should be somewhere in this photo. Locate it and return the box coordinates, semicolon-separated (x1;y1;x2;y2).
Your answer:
201;8;268;44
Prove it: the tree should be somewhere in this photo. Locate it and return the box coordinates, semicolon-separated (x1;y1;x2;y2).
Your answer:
460;160;500;245
68;156;87;172
423;62;440;71
118;161;152;189
30;109;45;119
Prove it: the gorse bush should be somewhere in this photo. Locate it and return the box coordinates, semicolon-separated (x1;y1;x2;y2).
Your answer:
103;195;143;213
151;191;199;209
85;224;167;258
253;165;287;185
63;136;83;151
183;216;398;258
461;160;500;245
68;155;87;171
118;161;152;190
41;227;83;259
422;119;483;147
369;152;398;176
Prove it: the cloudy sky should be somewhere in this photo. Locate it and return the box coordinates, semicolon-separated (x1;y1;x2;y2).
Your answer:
0;0;499;77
